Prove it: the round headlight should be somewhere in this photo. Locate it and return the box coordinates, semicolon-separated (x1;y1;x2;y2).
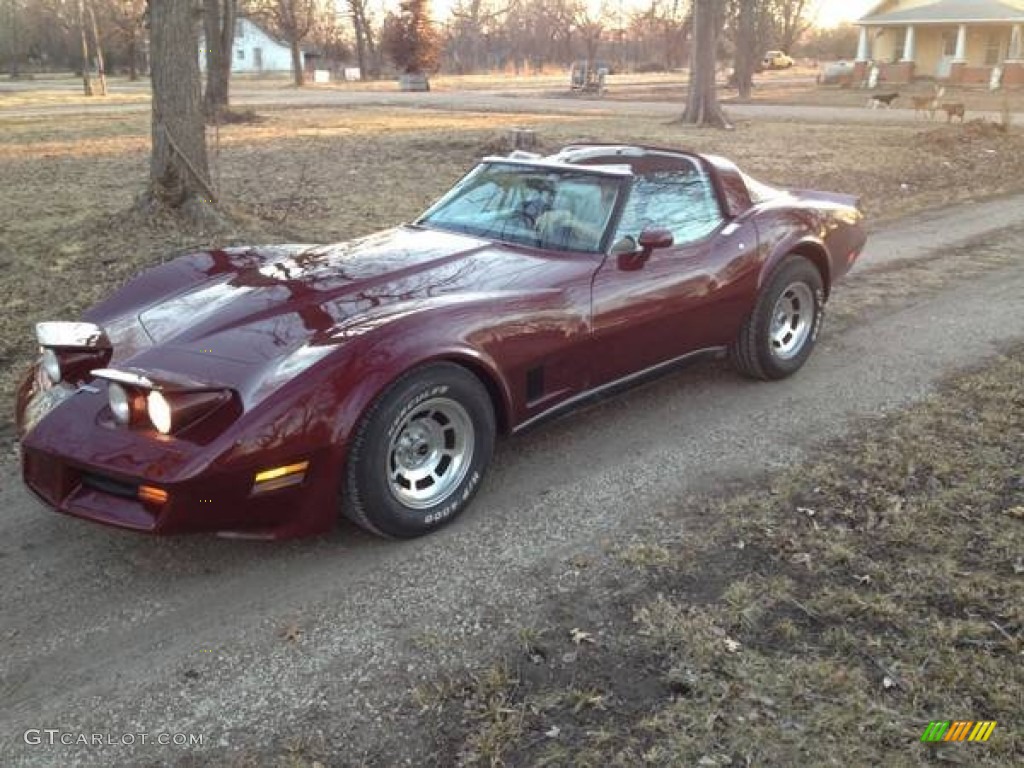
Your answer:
108;382;131;424
41;348;62;384
147;390;173;435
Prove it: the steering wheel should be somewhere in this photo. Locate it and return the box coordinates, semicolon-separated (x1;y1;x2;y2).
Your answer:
494;208;537;229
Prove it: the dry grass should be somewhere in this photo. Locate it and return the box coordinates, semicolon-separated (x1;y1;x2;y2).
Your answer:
420;349;1024;766
0;89;150;110
737;82;1024;113
2;104;1024;445
599;72;1024;113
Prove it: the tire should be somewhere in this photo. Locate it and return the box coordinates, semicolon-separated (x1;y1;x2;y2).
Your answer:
730;255;825;380
341;363;496;538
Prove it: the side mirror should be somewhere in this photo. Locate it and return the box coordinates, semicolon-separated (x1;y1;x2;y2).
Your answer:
611;236;643;271
638;228;674;252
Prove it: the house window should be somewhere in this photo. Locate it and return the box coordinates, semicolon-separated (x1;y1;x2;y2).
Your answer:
237;48;245;61
985;33;1003;65
942;31;957;57
235;19;244;38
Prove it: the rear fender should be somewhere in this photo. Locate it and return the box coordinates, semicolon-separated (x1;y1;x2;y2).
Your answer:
756;228;832;299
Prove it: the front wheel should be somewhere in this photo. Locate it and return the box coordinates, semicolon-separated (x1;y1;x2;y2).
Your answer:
341;363;495;538
730;255;825;380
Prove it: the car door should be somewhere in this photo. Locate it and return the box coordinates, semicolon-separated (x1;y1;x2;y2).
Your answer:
589;161;756;385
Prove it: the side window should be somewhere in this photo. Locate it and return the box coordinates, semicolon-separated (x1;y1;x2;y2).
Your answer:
615;165;723;247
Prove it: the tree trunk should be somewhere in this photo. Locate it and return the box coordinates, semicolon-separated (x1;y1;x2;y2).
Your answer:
203;0;236;115
365;26;379;79
353;20;367;77
780;0;807;55
734;0;756;101
86;0;107;96
290;38;304;86
680;0;731;128
128;31;139;81
6;0;21;78
147;0;214;209
77;0;93;96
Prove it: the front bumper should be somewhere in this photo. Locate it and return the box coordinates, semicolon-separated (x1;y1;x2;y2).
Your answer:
17;370;341;540
21;445;325;536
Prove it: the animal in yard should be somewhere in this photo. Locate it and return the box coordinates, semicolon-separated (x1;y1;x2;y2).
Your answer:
941;102;966;122
911;85;945;120
868;92;899;109
911;95;937;119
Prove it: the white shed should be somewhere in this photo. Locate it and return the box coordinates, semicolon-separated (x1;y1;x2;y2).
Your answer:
199;17;303;75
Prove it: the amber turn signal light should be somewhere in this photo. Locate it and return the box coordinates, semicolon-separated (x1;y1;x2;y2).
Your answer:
138;485;169;505
252;461;309;495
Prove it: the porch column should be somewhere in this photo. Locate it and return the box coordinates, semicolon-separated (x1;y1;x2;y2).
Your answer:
902;25;916;62
856;26;870;62
954;23;968;61
1010;24;1023;61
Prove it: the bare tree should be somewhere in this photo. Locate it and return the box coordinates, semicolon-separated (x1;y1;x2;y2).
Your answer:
85;0;108;94
76;0;94;93
146;0;215;213
794;21;857;60
774;0;811;54
346;0;379;79
105;0;148;80
203;0;236;114
680;0;730;128
628;0;689;71
448;0;507;73
574;2;604;63
3;0;23;78
250;0;318;86
732;0;756;99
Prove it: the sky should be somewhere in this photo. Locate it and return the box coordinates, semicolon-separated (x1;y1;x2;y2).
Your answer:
816;0;878;28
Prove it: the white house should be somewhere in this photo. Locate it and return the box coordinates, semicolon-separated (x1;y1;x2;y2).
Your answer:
199;17;303;75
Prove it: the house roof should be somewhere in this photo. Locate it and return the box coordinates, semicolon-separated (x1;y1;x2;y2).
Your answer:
236;15;317;54
859;0;1024;25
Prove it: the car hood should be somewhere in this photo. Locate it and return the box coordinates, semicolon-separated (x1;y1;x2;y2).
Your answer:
128;226;556;370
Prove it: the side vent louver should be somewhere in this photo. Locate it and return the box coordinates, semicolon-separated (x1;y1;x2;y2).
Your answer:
526;366;545;403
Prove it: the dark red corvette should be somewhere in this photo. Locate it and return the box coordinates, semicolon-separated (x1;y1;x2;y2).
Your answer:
16;145;866;540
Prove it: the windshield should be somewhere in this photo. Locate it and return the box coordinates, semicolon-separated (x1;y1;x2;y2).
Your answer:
418;162;623;254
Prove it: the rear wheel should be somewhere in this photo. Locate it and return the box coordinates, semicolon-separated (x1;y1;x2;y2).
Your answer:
341;363;495;538
730;255;825;380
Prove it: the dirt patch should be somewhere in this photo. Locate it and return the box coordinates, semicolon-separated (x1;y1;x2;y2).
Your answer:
917;117;1011;148
408;349;1024;767
210;108;267;125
